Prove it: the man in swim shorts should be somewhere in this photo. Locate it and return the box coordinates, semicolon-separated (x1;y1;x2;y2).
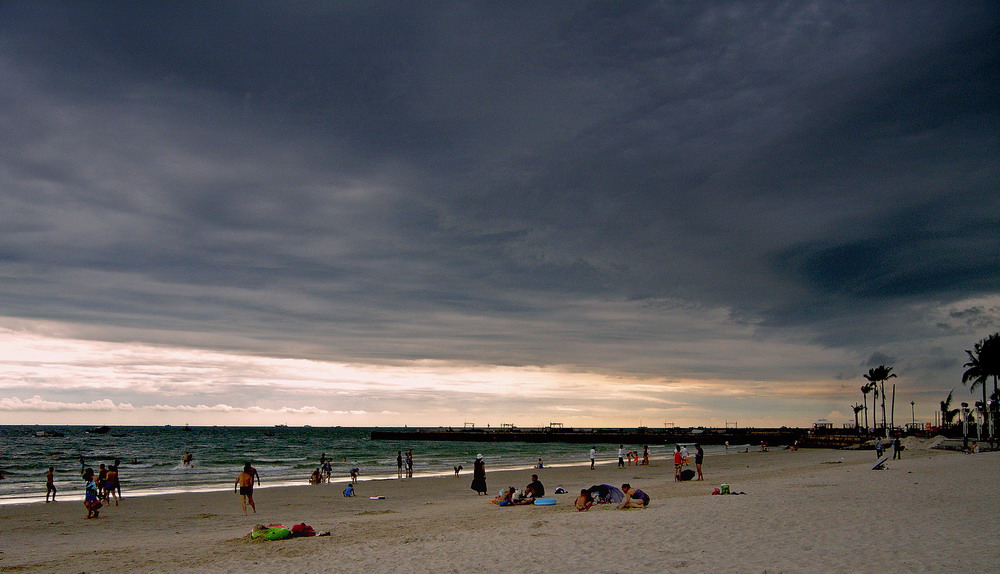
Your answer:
235;463;259;515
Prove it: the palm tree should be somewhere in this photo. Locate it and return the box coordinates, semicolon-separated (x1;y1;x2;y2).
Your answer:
864;365;897;438
939;389;960;429
852;403;864;434
861;383;875;432
963;334;1000;437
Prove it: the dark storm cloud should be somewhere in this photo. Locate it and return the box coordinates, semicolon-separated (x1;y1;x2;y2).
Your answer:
1;1;997;387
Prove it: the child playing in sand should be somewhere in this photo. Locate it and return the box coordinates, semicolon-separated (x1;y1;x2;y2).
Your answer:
575;489;593;511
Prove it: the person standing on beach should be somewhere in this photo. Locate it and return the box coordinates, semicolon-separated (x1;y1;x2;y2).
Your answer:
396;451;403;478
45;466;56;502
618;445;625;468
112;459;123;500
642;445;649;466
235;463;259;515
695;444;705;481
405;450;413;478
97;464;110;500
875;438;884;458
470;454;488;495
892;437;902;459
105;464;119;506
673;445;683;481
589;447;596;470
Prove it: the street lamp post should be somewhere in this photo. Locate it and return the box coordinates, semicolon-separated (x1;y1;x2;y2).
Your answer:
962;402;969;450
911;401;915;427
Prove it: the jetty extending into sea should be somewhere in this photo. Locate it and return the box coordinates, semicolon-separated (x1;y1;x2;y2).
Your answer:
370;426;866;448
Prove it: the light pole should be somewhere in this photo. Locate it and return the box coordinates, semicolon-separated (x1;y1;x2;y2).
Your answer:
910;401;915;427
962;402;969;449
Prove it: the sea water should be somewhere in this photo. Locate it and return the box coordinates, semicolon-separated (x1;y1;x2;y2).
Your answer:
0;426;739;505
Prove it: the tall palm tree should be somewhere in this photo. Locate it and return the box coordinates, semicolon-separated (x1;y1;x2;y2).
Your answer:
864;365;896;438
852;403;864;434
963;334;1000;437
939;389;960;429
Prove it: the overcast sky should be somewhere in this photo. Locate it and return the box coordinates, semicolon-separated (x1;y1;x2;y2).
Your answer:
1;1;997;428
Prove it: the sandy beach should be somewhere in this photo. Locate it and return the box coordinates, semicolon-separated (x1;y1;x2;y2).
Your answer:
1;442;997;573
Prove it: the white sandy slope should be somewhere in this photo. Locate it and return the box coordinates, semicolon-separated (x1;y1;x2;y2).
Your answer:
1;443;997;573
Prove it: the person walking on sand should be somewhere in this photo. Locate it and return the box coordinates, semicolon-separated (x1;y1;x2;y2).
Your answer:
83;468;101;519
617;445;625;468
396;451;403;479
892;437;902;460
45;466;56;502
235;463;259;515
589;447;596;470
105;464;119;506
695;444;705;481
642;445;649;466
470;454;488;495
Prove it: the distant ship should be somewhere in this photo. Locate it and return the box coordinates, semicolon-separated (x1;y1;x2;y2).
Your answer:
89;426;111;434
35;430;65;437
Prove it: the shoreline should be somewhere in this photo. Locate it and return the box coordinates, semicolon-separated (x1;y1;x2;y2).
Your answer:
1;443;997;573
0;447;756;507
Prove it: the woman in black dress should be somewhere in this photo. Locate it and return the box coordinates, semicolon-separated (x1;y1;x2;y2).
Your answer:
470;453;487;495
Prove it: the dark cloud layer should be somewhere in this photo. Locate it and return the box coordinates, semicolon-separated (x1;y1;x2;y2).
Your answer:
1;2;998;404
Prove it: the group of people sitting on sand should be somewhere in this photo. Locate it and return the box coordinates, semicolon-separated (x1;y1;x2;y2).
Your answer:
494;473;546;506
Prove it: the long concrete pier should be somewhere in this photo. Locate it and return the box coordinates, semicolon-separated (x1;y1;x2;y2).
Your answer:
370;426;865;448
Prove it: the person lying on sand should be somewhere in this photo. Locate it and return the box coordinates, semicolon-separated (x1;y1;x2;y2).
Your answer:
575;489;593;511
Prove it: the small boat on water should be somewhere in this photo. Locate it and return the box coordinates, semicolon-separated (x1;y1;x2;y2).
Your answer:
89;426;111;434
35;430;65;437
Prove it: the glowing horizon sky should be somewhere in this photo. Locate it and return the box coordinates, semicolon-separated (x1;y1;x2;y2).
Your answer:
1;2;997;428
